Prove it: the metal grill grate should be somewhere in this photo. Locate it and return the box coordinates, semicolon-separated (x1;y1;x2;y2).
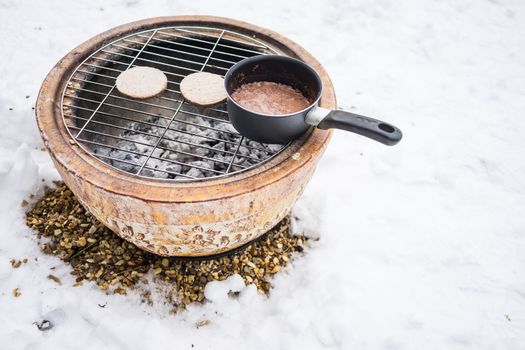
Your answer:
61;26;287;181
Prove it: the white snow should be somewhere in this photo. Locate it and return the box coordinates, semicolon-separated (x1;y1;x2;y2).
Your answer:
204;274;246;302
1;0;525;349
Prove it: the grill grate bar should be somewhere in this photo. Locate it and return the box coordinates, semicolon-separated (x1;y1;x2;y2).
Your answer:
64;103;162;129
70;120;243;168
93;153;197;179
67;113;164;139
65;97;247;153
226;137;245;173
76;68;134;80
200;30;226;71
69;125;156;148
75;64;229;116
89;55;129;67
82;63;122;74
157;30;267;56
74;30;158;139
70;77;112;88
67;79;274;152
69;124;244;173
78;67;180;82
62;25;286;181
135;100;183;175
136;30;226;175
100;49;204;74
76;137;225;176
74;70;218;114
64;93;245;146
110;43;230;71
89;65;183;80
64;104;261;161
134;33;261;61
88;56;185;79
174;27;267;49
64;94;216;131
122;37;238;65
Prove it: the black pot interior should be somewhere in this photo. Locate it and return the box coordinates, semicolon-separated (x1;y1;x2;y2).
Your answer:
225;56;322;105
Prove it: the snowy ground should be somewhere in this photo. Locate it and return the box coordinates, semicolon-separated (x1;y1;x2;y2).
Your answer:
1;0;525;349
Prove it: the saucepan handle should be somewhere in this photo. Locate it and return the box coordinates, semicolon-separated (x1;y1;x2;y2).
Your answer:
306;107;402;146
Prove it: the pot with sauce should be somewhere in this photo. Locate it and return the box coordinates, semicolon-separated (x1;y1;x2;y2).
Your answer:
224;55;402;145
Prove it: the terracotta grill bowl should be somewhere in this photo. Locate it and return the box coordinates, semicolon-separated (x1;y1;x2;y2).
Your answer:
36;16;335;257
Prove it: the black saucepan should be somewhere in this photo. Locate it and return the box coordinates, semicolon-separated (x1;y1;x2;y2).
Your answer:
224;55;402;145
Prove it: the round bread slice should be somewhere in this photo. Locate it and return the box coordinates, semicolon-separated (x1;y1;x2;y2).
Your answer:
116;66;168;99
180;72;227;107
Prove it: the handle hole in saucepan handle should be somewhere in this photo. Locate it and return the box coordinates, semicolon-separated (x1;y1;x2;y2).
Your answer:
378;123;395;133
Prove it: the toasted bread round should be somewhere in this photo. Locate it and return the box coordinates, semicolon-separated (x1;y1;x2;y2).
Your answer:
116;66;168;99
180;72;227;107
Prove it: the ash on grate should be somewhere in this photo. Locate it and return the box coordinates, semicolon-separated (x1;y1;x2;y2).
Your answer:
25;183;308;310
91;113;284;179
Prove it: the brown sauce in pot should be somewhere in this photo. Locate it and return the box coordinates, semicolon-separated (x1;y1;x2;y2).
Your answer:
231;81;310;115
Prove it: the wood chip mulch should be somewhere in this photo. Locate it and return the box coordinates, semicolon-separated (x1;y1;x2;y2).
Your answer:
25;183;308;310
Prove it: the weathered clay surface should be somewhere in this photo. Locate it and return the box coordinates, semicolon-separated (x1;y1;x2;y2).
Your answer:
52;150;316;256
